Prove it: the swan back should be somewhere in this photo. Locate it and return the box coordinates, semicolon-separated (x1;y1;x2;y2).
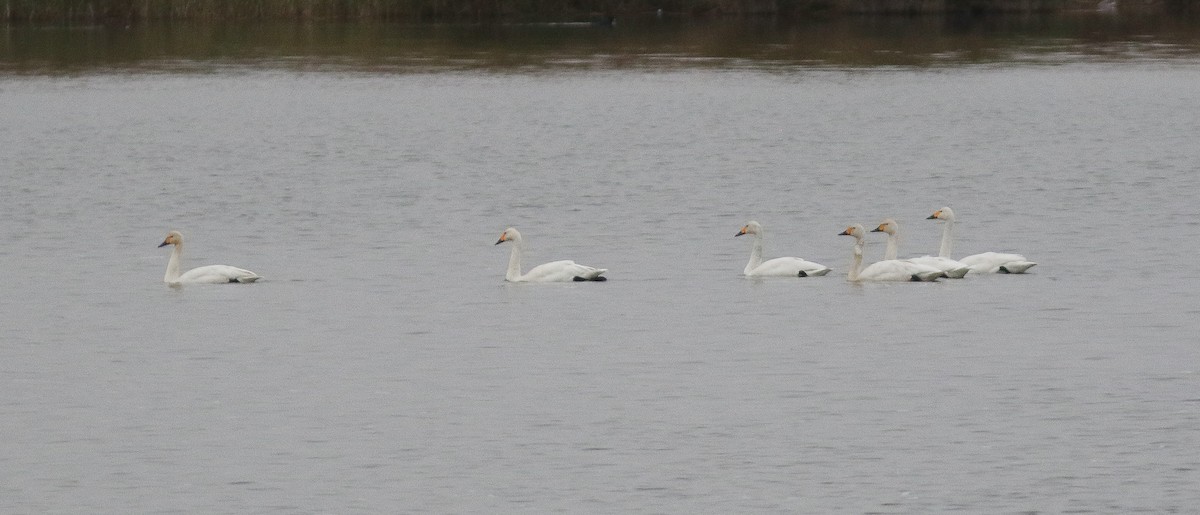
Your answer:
859;259;943;282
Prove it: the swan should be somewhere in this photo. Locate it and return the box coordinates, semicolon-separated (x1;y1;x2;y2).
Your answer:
927;207;1037;274
838;224;944;282
735;221;830;277
494;227;607;282
158;231;260;285
871;219;970;278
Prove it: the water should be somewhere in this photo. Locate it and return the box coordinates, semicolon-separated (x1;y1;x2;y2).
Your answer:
2;18;1200;513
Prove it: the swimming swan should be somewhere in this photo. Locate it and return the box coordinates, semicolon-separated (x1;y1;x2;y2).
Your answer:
838;224;944;282
871;219;970;278
927;207;1037;274
158;231;260;285
495;227;607;282
735;221;830;277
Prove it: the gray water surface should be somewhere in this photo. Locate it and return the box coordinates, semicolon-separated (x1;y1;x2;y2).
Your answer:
2;55;1199;512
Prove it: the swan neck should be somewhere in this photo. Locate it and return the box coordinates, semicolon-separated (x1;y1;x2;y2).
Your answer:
165;243;183;283
505;241;523;282
849;240;864;281
885;232;899;261
939;219;954;258
745;232;764;274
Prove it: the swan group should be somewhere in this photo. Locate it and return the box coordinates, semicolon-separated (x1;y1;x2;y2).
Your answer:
156;207;1034;286
158;231;260;285
839;224;945;282
871;219;971;278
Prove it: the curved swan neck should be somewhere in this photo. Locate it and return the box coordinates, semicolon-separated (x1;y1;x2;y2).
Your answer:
745;232;765;274
164;243;183;283
849;239;864;281
505;240;524;282
938;218;954;258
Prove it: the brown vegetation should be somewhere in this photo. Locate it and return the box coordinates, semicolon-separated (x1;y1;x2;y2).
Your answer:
0;0;1188;22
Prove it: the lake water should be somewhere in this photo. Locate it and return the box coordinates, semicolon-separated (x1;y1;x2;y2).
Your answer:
2;16;1199;513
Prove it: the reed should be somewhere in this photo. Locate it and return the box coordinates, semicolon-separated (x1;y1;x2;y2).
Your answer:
0;0;1181;22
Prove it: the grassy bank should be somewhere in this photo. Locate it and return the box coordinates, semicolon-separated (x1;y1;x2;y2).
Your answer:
1;0;1189;22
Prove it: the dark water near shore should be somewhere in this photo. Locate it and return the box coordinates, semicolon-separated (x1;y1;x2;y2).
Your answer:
2;16;1199;514
4;13;1200;72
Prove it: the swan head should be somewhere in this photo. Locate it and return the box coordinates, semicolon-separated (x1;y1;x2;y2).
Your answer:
838;224;867;240
871;219;898;236
735;221;763;237
158;230;183;248
495;227;522;246
928;207;955;221
839;224;867;258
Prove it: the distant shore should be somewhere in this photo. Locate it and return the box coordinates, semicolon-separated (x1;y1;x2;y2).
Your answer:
1;0;1189;23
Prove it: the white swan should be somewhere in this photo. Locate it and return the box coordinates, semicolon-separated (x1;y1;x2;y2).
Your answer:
735;221;830;277
871;219;970;278
158;231;260;285
927;207;1037;274
838;224;944;282
495;227;607;282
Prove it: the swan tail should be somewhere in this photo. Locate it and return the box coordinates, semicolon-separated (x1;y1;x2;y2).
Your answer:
999;261;1037;274
573;268;608;281
911;271;943;282
945;267;970;279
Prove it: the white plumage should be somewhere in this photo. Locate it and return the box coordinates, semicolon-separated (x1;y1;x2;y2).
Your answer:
494;227;607;282
735;221;830;277
927;207;1037;274
872;218;970;278
158;231;260;285
839;224;944;282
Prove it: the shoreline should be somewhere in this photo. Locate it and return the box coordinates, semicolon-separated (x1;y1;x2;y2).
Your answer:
2;0;1189;23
